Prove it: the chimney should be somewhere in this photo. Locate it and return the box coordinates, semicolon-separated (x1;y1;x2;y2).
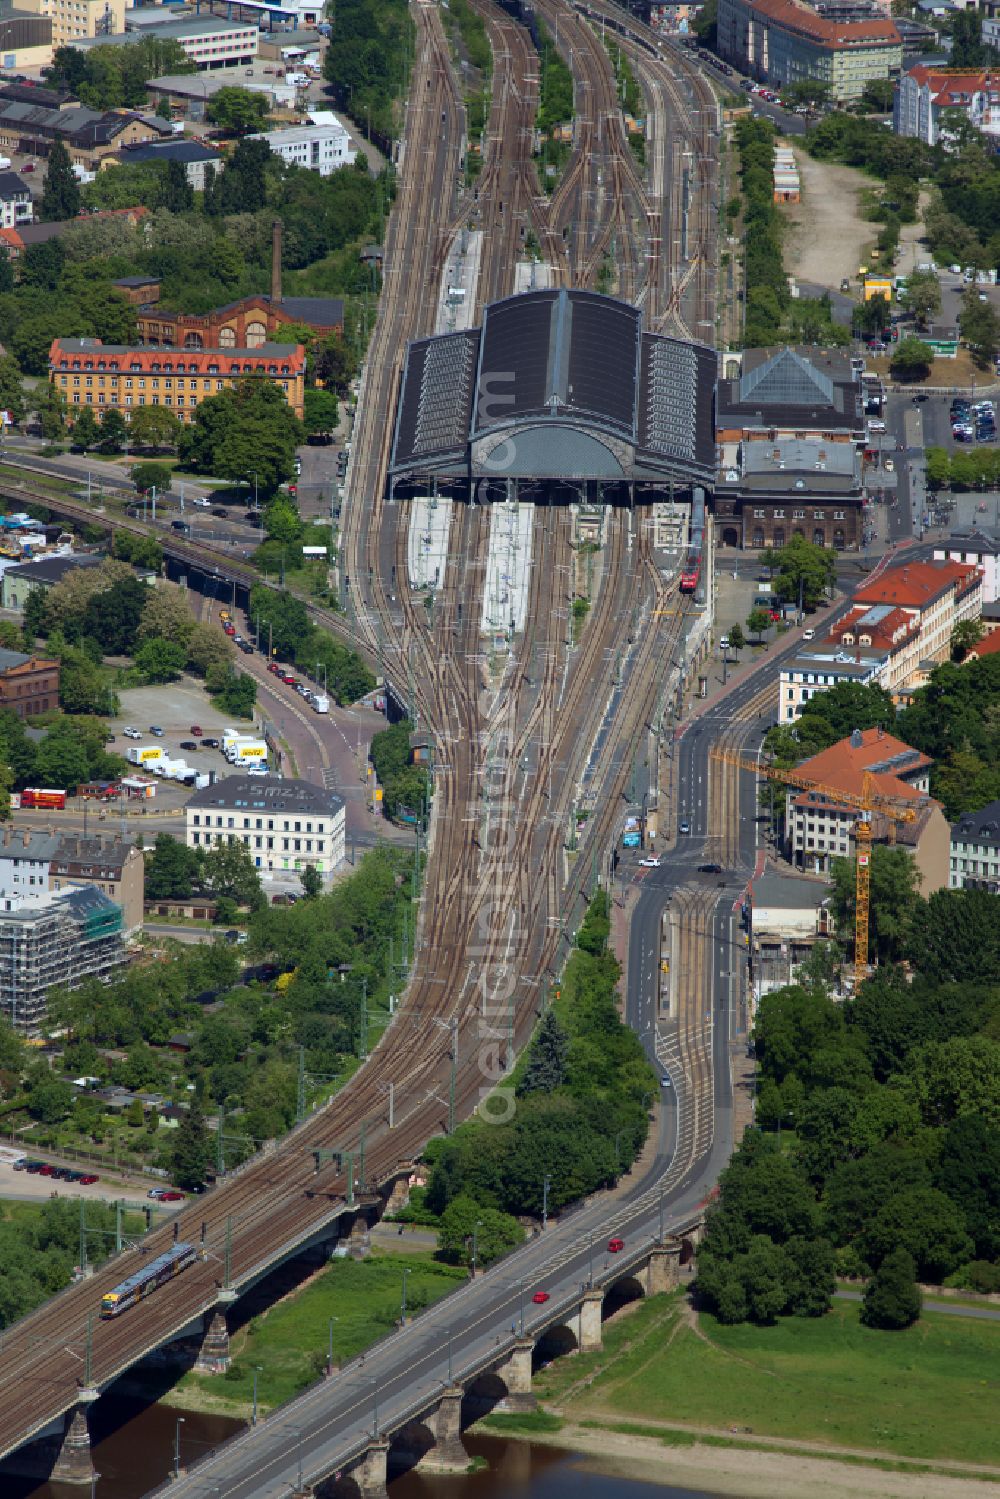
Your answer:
22;828;29;847
271;218;282;305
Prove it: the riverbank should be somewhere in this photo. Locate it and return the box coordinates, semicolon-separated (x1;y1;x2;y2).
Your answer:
512;1423;1000;1499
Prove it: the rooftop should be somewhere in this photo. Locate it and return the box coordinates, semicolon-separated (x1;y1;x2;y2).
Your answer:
52;835;137;874
853;558;981;610
750;871;832;910
5;553;104;585
791;727;933;811
741;0;901;45
952;800;1000;847
0;170;29;199
717;345;863;431
117;140;222;165
187;775;345;818
967;631;1000;661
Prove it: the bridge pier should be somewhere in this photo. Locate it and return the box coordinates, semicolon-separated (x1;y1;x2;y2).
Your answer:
49;1397;97;1487
417;1384;469;1473
578;1288;604;1353
195;1307;232;1374
642;1240;683;1296
495;1337;536;1412
356;1437;389;1498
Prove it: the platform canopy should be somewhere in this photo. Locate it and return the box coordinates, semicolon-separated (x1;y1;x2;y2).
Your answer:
389;289;717;496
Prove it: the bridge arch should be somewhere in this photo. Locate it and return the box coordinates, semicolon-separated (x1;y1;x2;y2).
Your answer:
320;1474;363;1499
603;1274;646;1318
533;1322;578;1369
387;1418;436;1477
462;1369;509;1424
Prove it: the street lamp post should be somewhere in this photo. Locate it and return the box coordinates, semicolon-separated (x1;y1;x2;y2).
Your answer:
518;1281;526;1336
471;1219;483;1274
252;1365;262;1425
326;1318;338;1377
173;1416;185;1478
542;1174;551;1231
401;1268;411;1324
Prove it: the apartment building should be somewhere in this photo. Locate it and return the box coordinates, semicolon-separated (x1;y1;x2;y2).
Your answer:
0;829;144;931
71;14;258;69
20;0;124;48
717;0;902;101
186;776;346;882
950;801;1000;893
934;529;1000;604
785;727;949;896
851;558;982;677
0;169;32;230
49;337;307;422
780;643;888;721
0;647;60;718
250;116;355;177
894;65;1000;146
0;884;125;1034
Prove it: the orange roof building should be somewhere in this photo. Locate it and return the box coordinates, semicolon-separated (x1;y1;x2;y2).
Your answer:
851;558;982;681
896;64;1000;146
717;0;902;102
785;727;948;891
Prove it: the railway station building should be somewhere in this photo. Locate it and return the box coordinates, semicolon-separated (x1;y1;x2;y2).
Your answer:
388;289;717;505
713;347;866;550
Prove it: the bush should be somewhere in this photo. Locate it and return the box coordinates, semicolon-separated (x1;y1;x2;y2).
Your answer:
946;1261;1000;1295
861;1247;922;1330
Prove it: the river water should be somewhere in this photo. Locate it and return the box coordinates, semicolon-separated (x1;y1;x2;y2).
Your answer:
11;1402;717;1499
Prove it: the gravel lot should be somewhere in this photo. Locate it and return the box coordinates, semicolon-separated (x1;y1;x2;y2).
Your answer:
781;146;873;293
0;1157;160;1211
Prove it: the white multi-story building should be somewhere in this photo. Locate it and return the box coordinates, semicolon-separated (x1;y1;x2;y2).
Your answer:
186;775;345;882
950;801;1000;893
934;530;1000;604
0;171;32;231
780;646;888;723
72;15;258;70
894;64;1000;145
251;115;355;177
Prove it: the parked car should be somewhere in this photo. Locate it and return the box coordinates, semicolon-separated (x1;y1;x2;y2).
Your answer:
180;741;198;751
192;497;211;508
160;1190;185;1203
802;628;815;640
148;1188;167;1199
79;1174;99;1185
190;725;203;736
212;507;229;519
149;726;164;737
201;738;220;749
123;727;141;740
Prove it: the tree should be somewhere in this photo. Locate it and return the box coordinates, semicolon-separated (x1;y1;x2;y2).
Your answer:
795;681;897;744
746;607;770;645
263;497;304;544
303;387;339;436
783;1235;835;1317
34;734;89;790
727;623;746;659
187;621;233;677
861;1247;921;1329
437;1193;524;1267
206;86;270;136
137;586;195;649
902;1035;1000;1130
135;636;186;683
179;378;302;497
210;668;256;719
172;1101;213;1191
81;576;148;655
908;888;1000;985
862;1186;972;1281
146;833;202;900
517;1010;569;1096
0;355;26;425
70;406;99;450
162;158;193;214
831;845;920;966
33;382;67;440
98;407;127;454
900;269;941;330
202;839;264;909
40;141;80;222
27;1076;75;1122
890;336;934;382
131;461;172;496
951;617;984;661
128;404;181;452
300;863;323;898
773;535;836;611
959;288;1000;367
861;78;896;113
935;1115;1000;1261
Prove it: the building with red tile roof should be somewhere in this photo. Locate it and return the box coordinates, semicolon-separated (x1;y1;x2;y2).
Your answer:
717;0;902;102
895;64;1000;145
965;629;1000;662
852;558;982;680
785;727;948;891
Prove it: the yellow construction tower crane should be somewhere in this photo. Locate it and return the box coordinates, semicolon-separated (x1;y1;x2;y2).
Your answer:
711;749;918;989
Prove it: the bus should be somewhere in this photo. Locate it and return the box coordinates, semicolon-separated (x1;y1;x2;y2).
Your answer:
101;1242;201;1318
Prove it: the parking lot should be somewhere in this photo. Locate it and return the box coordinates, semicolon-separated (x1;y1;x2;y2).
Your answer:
111;678;266;780
0;1155;156;1210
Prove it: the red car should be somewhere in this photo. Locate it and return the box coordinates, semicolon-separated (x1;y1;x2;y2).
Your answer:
532;1291;550;1304
79;1174;99;1185
190;725;203;737
37;1164;55;1176
608;1237;625;1254
268;662;283;675
224;624;236;637
160;1190;184;1202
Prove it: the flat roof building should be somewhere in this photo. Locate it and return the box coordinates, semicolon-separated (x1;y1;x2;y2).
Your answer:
249;116;355;176
71;14;259;67
718;0;902;100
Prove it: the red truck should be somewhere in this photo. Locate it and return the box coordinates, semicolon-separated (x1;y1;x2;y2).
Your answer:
20;788;67;809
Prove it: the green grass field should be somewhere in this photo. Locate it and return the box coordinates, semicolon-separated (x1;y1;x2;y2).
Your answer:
173;1251;466;1415
554;1296;1000;1467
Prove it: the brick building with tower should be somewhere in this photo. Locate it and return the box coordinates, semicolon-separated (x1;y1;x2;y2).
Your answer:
133;220;344;349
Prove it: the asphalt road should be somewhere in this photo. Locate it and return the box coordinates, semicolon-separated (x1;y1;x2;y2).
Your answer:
836;1289;1000;1322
